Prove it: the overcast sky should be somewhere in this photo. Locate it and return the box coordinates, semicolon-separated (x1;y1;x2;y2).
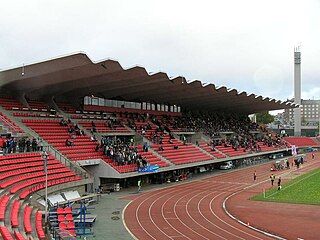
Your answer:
1;0;319;103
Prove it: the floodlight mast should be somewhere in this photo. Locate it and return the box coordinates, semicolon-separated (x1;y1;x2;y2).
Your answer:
294;45;301;136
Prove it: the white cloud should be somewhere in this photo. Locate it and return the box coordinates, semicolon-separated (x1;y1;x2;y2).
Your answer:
0;0;320;102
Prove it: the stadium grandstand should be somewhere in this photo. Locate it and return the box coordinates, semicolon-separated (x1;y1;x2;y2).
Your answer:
0;53;319;239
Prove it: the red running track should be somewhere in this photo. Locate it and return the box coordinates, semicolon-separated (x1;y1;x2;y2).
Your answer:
123;153;320;240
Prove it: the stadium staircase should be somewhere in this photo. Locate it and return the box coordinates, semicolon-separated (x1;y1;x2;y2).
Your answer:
198;142;227;158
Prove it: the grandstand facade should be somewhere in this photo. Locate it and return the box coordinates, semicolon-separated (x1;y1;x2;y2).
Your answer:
0;53;319;239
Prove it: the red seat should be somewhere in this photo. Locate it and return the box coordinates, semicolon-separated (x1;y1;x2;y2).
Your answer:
58;215;65;222
0;225;14;240
14;231;26;240
67;221;75;229
65;214;73;221
0;194;10;220
59;222;67;230
57;207;64;215
64;207;72;214
24;205;33;233
11;200;21;227
36;212;46;239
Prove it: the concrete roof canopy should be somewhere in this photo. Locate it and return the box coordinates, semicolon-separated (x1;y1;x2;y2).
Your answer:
0;53;296;114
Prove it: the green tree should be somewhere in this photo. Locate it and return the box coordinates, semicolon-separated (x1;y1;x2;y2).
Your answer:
256;112;274;124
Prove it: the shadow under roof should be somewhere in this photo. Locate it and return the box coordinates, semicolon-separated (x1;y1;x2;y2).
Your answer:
0;52;296;114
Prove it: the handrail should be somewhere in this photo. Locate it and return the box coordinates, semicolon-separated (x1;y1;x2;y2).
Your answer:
43;145;92;179
0;114;21;132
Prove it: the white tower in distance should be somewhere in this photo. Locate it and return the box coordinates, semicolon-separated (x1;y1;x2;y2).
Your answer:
294;46;301;136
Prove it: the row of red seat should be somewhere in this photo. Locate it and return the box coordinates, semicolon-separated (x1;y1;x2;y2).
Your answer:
24;205;33;233
0;159;61;173
57;207;72;215
59;221;76;236
1;168;71;189
13;112;62;118
10;172;76;194
14;231;25;240
0;194;10;220
0;152;40;161
0;163;65;180
36;212;46;239
283;137;320;147
11;200;21;227
58;213;73;222
0;225;14;240
20;176;82;200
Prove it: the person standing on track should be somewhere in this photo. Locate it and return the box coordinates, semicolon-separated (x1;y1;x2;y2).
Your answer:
253;170;257;182
270;174;275;186
277;177;282;190
138;179;142;192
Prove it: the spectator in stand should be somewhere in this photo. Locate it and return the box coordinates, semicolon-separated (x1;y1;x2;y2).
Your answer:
95;143;100;152
143;142;149;152
32;138;38;152
59;119;68;126
12;138;17;153
37;138;43;151
26;138;31;152
158;144;164;151
91;135;97;142
65;138;74;146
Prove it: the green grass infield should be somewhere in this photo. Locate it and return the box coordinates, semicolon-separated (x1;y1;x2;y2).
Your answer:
251;167;320;205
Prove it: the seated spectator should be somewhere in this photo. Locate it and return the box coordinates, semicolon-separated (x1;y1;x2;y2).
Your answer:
91;135;97;142
68;126;74;133
60;119;68;126
95;143;100;152
158;145;164;151
91;127;97;133
142;157;148;167
65;138;74;146
174;145;179;150
168;139;173;144
143;142;149;152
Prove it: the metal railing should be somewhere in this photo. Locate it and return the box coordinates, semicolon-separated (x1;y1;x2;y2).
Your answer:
0;114;22;132
43;145;91;179
233;157;275;169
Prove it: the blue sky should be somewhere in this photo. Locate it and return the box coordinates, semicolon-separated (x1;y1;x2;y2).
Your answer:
1;0;319;103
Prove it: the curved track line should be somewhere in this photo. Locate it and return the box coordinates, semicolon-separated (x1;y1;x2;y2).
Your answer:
197;188;248;240
133;180;206;239
135;191;162;240
222;187;286;240
173;189;211;240
122;203;139;240
209;191;265;240
152;186;194;239
184;183;245;240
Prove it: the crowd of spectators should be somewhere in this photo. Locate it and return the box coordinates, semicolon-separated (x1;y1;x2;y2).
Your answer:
96;136;149;168
1;137;44;154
